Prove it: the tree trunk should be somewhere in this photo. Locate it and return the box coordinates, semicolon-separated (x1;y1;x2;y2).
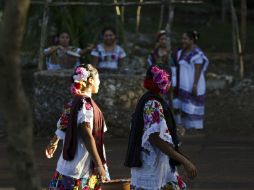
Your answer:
121;0;125;23
135;0;143;34
230;0;244;79
158;0;165;30
0;0;41;189
221;0;228;22
165;0;174;52
230;0;238;71
241;0;247;52
38;0;49;71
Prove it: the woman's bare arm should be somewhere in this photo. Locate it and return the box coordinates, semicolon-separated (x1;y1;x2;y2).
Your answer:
44;46;60;56
45;134;60;158
149;133;197;179
79;122;106;177
192;64;203;95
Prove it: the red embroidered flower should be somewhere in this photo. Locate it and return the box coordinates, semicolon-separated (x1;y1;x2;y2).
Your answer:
74;82;82;90
151;110;160;123
85;102;92;110
154;101;160;108
60;115;68;126
177;175;185;189
75;179;81;186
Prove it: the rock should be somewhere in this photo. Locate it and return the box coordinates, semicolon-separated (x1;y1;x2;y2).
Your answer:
136;33;154;47
119;95;128;102
127;91;135;99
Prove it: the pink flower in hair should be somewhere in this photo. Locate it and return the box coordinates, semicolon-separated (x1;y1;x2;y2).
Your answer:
151;66;171;94
73;67;90;83
151;66;160;74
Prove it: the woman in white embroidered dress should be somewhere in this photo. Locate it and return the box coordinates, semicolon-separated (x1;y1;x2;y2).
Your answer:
45;64;109;190
91;27;126;72
172;31;209;130
44;31;93;70
126;66;197;190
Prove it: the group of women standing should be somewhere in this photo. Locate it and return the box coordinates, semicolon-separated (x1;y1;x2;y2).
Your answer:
45;27;209;190
147;30;209;131
44;27;126;72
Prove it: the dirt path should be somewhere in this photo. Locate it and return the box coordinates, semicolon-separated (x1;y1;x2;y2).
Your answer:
0;134;254;190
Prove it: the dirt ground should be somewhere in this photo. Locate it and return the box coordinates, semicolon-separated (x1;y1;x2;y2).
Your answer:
0;132;254;190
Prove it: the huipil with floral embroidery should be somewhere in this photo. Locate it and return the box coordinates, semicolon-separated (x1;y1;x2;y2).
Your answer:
130;97;186;190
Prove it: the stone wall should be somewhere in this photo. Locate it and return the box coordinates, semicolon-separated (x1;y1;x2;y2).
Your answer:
33;70;254;137
33;70;145;136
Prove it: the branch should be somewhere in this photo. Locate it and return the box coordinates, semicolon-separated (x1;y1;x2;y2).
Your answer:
30;0;203;6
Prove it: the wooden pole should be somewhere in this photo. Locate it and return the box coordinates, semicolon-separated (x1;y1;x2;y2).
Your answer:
121;0;125;23
221;0;228;23
114;0;128;53
165;0;174;52
31;0;203;6
241;0;247;52
230;0;244;79
114;0;121;37
230;0;237;71
158;0;165;30
38;0;50;70
136;0;143;34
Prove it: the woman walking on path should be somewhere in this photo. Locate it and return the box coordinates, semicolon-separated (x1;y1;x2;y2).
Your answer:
45;64;110;190
125;66;197;190
172;31;209;131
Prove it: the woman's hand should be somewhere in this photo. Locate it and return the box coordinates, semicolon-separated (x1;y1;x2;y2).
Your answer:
192;84;197;96
45;136;59;159
183;160;197;179
45;143;58;159
95;165;107;181
86;44;95;51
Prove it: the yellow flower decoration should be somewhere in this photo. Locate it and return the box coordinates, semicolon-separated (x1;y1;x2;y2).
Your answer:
162;184;174;190
88;175;98;189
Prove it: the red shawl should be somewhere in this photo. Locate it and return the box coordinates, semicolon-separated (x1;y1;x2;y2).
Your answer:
63;96;106;165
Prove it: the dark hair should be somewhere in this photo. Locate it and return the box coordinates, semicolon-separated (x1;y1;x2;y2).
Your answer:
145;65;154;80
71;64;98;84
184;30;200;43
54;30;71;45
57;30;70;38
101;26;116;36
156;30;168;42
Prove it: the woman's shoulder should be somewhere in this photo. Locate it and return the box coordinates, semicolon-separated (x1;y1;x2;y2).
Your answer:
144;99;163;110
81;98;93;112
115;44;125;52
190;47;206;62
96;43;104;50
77;98;94;124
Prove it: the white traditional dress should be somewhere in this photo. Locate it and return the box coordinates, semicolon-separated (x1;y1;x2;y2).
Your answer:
44;47;81;70
131;99;186;190
172;47;209;129
49;98;109;190
91;43;126;70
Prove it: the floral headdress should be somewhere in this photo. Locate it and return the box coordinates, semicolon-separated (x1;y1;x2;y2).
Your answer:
144;66;171;94
70;66;90;96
